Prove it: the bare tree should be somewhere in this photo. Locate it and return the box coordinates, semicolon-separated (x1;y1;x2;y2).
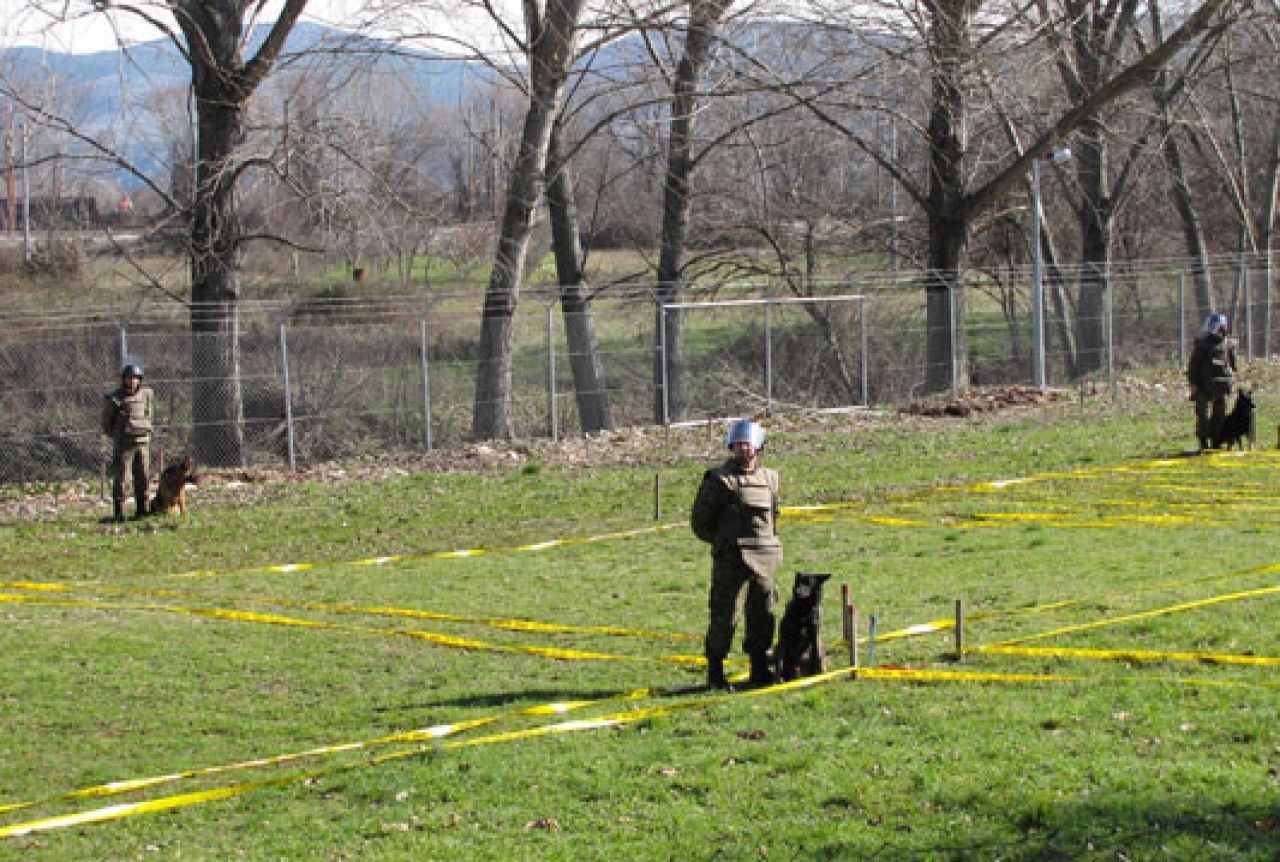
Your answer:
167;1;308;465
651;0;734;422
472;0;586;439
545;116;613;431
806;0;1243;391
9;1;311;464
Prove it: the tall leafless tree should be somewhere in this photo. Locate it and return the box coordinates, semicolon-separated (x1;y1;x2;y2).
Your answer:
472;0;586;439
652;0;734;422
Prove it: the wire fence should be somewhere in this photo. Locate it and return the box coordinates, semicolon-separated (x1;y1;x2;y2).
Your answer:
0;256;1273;490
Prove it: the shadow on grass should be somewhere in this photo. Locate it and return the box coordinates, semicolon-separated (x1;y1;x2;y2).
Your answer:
372;681;710;713
816;795;1277;860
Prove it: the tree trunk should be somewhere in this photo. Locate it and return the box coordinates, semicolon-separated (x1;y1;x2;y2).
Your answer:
546;122;612;432
1074;120;1112;376
1157;106;1215;322
472;0;585;440
653;0;734;422
190;96;246;466
922;0;975;393
173;0;307;467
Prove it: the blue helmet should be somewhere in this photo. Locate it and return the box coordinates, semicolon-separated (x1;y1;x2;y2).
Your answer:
725;419;765;450
1204;313;1228;334
121;362;144;380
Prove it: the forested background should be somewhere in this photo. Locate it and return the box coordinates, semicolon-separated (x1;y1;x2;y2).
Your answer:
0;0;1273;470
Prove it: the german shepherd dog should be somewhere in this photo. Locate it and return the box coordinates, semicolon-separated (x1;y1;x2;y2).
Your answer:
774;572;831;681
1212;389;1255;450
151;455;198;515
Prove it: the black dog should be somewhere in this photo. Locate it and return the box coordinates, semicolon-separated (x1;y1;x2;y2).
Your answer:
1212;389;1255;450
774;572;831;682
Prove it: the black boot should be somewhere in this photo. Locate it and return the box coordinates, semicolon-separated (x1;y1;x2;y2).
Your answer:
104;498;125;523
706;658;733;691
134;494;149;519
748;651;776;687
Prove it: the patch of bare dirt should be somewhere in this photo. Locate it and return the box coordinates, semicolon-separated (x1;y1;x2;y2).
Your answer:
899;385;1072;417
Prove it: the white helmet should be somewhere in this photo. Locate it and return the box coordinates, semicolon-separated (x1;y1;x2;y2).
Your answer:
725;419;765;450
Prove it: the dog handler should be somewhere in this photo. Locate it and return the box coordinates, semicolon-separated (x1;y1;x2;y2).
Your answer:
101;362;154;521
1186;313;1238;450
691;419;782;690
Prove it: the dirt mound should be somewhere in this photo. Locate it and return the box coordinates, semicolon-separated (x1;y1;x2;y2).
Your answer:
900;385;1072;417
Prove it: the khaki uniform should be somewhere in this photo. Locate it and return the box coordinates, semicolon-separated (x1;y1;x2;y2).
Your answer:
102;384;154;512
1187;332;1237;447
690;459;782;662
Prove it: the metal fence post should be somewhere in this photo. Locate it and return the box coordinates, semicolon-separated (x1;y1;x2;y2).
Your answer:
1031;158;1046;390
659;300;669;427
764;299;773;415
547;303;558;442
949;277;959;397
1262;257;1272;357
1104;276;1114;390
1178;271;1187;371
1243;264;1253;361
278;322;297;471
419;317;433;451
859;295;869;407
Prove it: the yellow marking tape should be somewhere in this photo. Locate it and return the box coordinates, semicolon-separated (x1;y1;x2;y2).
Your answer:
64;450;1271;590
990;584;1280;646
0;594;706;667
0;581;697;643
974;644;1280;666
0;685;658;817
173;522;688;579
9;661;1277;839
872;619;954;641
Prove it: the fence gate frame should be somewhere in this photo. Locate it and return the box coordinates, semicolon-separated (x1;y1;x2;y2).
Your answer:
659;294;869;424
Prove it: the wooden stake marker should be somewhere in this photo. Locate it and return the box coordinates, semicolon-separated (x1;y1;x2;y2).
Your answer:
841;583;858;669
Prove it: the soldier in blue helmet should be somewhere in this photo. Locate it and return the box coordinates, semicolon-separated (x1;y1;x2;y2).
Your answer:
1186;313;1237;450
690;418;782;690
101;362;154;521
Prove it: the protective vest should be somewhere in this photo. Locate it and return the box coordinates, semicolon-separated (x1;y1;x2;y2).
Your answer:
691;461;781;551
1188;334;1235;396
102;386;154;441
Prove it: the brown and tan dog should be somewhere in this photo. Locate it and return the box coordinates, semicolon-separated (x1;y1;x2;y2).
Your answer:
151;455;198;515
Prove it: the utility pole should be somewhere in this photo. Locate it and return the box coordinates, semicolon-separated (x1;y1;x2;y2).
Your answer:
4;106;14;232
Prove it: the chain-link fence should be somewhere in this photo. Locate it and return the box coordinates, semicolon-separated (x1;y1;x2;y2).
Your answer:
0;256;1273;489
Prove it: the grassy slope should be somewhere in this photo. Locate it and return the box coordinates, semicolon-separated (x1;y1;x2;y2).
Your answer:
1;380;1278;860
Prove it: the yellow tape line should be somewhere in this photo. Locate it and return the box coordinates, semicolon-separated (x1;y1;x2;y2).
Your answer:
990;584;1280;646
0;594;706;667
0;581;697;643
0;685;659;817
8;656;1279;839
0;666;1068;839
172;522;689;579
974;644;1280;666
72;450;1273;588
10;660;1277;839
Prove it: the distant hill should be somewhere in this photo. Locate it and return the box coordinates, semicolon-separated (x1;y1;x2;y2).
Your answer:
5;22;485;188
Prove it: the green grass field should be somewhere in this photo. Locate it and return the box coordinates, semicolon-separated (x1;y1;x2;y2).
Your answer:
2;380;1278;860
